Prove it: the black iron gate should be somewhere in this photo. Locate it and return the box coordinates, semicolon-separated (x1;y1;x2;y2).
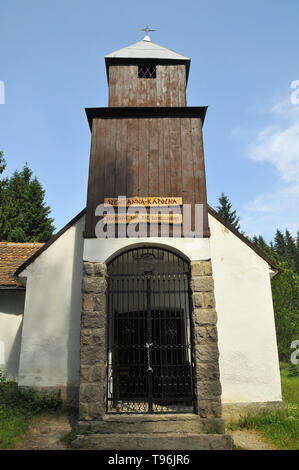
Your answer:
106;247;195;414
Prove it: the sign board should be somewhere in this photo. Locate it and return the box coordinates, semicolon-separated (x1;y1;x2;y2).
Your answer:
104;197;182;207
104;213;183;225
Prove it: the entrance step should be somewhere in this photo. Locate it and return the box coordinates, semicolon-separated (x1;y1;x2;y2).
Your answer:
71;432;232;450
76;414;225;435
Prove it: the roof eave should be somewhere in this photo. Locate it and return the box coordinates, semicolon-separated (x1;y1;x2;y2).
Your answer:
85;106;207;132
0;285;25;290
14;208;86;276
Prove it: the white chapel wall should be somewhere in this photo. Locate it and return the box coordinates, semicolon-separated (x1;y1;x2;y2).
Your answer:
0;289;24;378
17;216;85;398
208;213;282;404
16;210;283;407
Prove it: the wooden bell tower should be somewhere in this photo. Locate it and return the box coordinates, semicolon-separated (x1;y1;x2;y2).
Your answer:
75;33;231;450
84;32;210;238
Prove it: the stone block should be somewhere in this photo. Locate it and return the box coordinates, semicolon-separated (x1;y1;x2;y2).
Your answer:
80;365;91;382
83;262;95;276
195;344;219;362
197;380;222;399
71;433;232;450
192;293;204;308
94;263;107;277
82;293;94;311
193;309;217;325
79;402;89;420
198;399;222;418
196;361;220;381
202;292;215;308
89;364;106;382
190;276;214;292
88;402;105;419
82;278;106;294
79;383;104;403
191;261;212;277
195;325;218;344
192;293;215;309
81;311;106;329
80;345;106;365
81;328;106;347
81;328;92;346
200;418;225;434
93;294;107;311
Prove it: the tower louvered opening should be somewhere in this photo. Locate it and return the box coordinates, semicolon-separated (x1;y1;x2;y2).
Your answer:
138;64;156;78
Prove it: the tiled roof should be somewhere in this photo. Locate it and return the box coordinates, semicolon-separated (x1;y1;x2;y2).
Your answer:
0;242;44;287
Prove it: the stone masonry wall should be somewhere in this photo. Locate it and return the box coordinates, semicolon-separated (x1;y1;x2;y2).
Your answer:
190;260;223;421
79;262;107;421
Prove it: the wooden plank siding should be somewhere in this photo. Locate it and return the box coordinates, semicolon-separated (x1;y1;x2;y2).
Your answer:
108;64;187;107
84;116;209;238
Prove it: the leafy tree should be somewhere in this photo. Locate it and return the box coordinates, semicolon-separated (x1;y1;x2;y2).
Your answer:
295;231;299;274
271;264;299;361
0;157;55;242
251;231;299;361
216;192;241;231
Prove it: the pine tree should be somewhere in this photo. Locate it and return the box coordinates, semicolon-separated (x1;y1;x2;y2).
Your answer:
284;229;297;272
0;151;7;198
216;193;241;230
251;235;278;263
274;229;286;259
0;151;6;174
0;160;55;242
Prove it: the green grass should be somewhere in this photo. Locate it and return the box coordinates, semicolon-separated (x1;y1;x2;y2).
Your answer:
1;363;298;450
0;405;30;449
228;362;299;450
0;371;62;449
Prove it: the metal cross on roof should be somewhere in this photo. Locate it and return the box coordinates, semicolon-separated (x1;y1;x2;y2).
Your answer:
140;24;156;42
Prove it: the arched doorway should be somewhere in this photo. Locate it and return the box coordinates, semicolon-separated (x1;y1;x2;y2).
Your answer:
106;246;195;413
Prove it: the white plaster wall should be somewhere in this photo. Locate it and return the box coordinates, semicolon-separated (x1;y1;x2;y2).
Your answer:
18;216;85;390
0;290;24;378
209;214;282;404
84;237;210;263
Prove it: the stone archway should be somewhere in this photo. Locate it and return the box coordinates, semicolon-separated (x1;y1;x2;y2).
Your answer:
77;246;226;440
106;245;195;414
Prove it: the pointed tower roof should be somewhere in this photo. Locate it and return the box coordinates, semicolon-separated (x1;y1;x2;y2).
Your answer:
105;38;190;61
105;35;191;82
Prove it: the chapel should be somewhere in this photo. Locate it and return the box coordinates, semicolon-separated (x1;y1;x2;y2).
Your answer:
0;31;283;450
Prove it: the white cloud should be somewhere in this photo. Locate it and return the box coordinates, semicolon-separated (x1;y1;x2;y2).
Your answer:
239;96;299;239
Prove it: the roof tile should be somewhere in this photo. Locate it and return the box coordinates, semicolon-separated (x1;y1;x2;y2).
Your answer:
0;242;44;287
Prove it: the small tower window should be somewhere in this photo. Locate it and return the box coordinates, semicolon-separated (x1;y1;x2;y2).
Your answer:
138;65;156;79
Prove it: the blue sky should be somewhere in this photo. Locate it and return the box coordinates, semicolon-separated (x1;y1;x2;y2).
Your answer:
0;0;298;241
